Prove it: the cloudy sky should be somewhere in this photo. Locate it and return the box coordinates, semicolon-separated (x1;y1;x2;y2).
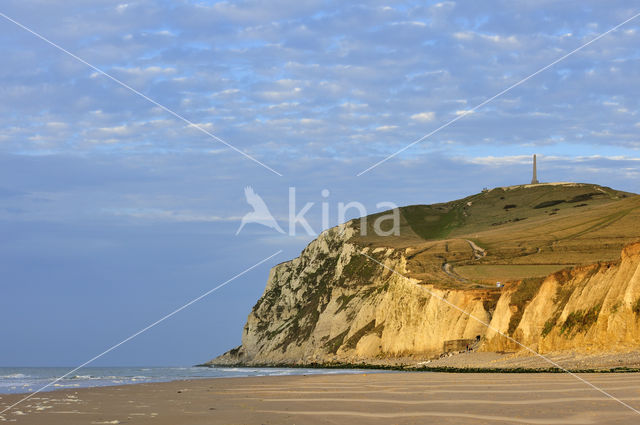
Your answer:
1;0;639;366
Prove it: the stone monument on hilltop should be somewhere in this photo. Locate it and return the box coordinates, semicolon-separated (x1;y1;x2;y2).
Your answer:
531;154;540;184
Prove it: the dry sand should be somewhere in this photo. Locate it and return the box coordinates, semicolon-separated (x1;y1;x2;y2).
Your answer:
2;372;640;424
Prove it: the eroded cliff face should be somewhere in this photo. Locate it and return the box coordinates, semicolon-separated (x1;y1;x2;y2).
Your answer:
484;243;640;354
211;223;640;366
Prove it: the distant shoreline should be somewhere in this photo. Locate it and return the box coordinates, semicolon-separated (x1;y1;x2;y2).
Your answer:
5;358;639;398
199;362;640;374
201;348;640;373
0;365;378;396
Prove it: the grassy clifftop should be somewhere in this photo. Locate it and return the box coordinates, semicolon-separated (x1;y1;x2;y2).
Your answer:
354;183;640;288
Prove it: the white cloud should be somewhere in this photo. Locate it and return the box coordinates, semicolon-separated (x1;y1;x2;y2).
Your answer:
453;32;473;40
480;34;518;44
376;125;398;131
410;112;435;122
45;122;68;130
1;0;639;161
191;122;215;130
434;2;455;9
300;118;322;125
453;31;518;44
106;207;242;223
463;155;532;166
268;102;299;109
390;21;427;27
97;125;129;135
155;30;176;37
114;66;177;76
462;154;640;167
340;102;368;110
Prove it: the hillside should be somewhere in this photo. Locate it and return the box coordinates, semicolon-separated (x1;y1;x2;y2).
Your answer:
358;183;639;288
208;183;640;368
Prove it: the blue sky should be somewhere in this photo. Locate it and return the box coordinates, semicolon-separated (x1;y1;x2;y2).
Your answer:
1;0;639;366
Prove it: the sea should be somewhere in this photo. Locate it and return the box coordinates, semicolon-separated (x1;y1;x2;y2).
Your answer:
0;366;375;394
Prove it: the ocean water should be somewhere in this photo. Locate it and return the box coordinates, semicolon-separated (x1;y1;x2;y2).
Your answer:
0;366;375;394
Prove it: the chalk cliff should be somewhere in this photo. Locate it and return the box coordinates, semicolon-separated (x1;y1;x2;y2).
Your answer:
208;184;640;366
211;227;640;365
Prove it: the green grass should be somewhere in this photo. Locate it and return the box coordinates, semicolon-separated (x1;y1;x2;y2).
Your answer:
400;204;465;240
456;264;571;281
343;320;378;350
335;293;358;314
611;301;622;314
560;304;602;336
323;329;349;354
483;294;500;314
541;318;556;337
341;254;379;284
632;297;640;316
508;277;544;335
534;199;565;209
540;277;582;337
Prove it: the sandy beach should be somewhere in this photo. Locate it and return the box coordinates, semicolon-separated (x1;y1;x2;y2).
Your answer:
2;372;640;424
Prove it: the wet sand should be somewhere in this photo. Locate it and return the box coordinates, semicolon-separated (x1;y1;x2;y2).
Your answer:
2;372;640;424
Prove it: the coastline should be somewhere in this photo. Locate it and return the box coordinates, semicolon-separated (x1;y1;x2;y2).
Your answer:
202;349;640;373
6;349;638;398
2;372;640;424
0;366;374;395
200;362;640;374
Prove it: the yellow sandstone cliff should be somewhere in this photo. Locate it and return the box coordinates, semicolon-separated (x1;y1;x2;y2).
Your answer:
485;242;640;354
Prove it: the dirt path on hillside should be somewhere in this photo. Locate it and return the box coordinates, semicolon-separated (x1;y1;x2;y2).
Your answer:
442;262;467;282
441;240;491;286
467;239;486;259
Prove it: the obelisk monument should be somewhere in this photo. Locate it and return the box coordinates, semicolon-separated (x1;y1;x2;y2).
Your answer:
531;154;539;184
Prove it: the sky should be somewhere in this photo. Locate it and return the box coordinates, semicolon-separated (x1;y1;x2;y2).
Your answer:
1;0;639;366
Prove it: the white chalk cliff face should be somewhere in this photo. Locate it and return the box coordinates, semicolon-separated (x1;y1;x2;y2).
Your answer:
210;222;640;366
